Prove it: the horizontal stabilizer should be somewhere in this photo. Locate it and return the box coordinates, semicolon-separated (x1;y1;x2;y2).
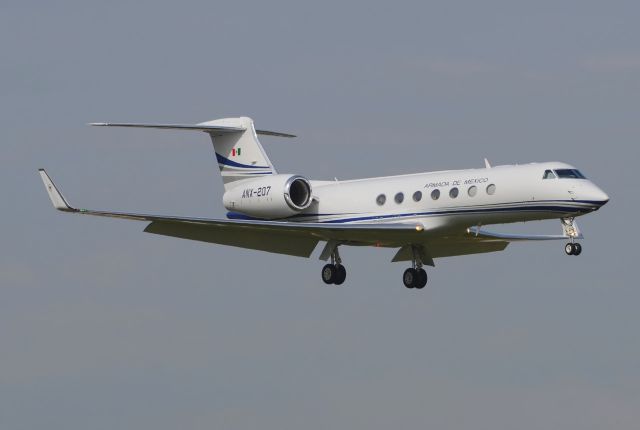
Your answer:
89;122;246;135
90;122;296;138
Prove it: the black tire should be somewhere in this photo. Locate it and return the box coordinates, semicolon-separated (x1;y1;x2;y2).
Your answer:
573;243;582;256
403;268;417;289
334;265;347;285
415;268;428;289
322;264;337;284
565;243;575;255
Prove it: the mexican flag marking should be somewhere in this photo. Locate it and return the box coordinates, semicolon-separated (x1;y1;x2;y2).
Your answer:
232;148;241;157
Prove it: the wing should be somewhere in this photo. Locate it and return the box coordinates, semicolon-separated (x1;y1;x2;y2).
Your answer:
38;170;425;257
391;237;510;264
391;225;575;263
466;226;580;241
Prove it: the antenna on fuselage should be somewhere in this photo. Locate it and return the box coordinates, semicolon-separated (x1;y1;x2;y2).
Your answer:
484;158;492;168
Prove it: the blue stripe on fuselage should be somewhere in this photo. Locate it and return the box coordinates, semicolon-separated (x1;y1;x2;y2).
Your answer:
226;199;599;223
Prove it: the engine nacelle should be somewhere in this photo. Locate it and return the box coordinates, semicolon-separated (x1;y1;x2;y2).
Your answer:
223;174;313;219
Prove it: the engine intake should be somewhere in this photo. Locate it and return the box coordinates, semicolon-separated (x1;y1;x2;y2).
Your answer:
284;175;312;210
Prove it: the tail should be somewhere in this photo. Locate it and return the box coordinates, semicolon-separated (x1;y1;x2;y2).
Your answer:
205;117;276;188
91;116;295;191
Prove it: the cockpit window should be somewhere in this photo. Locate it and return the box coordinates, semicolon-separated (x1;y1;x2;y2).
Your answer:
554;169;586;179
543;169;556;179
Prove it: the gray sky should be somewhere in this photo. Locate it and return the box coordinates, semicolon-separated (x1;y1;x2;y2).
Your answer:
1;0;639;429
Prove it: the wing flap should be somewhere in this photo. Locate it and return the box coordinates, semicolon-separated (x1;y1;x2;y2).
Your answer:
428;239;509;258
391;245;435;266
144;221;319;257
391;239;509;262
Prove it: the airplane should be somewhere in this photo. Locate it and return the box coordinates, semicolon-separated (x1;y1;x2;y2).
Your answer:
39;116;609;289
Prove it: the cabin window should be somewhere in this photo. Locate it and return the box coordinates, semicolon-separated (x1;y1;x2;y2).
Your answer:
394;192;404;204
449;187;459;198
431;189;440;200
543;169;556;179
376;194;386;205
413;191;422;202
468;185;477;197
554;169;586;179
486;184;496;195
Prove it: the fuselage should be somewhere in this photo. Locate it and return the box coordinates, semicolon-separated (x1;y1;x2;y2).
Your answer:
273;161;609;234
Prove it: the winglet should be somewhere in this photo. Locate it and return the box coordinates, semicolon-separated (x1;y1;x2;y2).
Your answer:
484;158;492;168
38;169;75;212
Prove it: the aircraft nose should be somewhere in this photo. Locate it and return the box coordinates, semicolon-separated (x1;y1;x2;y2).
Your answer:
590;185;609;208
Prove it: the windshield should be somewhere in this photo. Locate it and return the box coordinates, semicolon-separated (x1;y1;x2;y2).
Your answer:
554;169;586;179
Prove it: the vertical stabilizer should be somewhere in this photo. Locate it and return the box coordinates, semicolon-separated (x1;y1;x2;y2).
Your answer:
201;117;276;190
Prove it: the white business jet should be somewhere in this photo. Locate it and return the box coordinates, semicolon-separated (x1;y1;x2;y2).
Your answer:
39;116;609;289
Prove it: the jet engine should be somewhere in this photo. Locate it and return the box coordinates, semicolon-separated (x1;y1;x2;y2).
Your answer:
223;174;313;219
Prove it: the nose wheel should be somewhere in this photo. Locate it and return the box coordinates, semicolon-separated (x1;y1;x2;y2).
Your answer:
565;242;582;256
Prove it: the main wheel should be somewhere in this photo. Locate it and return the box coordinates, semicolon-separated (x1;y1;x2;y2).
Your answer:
334;265;347;285
322;264;337;284
573;243;582;256
415;268;428;289
403;268;417;289
565;243;575;255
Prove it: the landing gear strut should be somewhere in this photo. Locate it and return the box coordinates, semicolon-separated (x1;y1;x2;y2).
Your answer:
562;217;583;256
321;245;347;285
403;245;428;289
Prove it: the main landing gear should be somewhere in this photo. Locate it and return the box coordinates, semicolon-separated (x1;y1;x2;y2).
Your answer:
321;245;347;285
562;217;583;256
403;245;428;289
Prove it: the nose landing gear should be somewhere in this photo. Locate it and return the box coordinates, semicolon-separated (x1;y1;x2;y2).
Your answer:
562;217;583;256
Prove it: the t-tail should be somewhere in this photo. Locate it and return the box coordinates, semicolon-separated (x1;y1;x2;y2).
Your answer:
90;116;295;191
205;117;277;188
